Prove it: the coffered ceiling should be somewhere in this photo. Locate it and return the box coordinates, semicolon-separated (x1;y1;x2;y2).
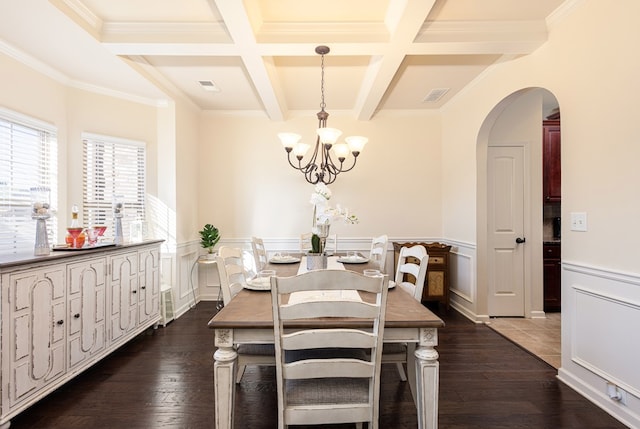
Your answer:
0;0;568;120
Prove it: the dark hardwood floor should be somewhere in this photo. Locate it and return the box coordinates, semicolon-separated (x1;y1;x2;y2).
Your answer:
9;301;627;429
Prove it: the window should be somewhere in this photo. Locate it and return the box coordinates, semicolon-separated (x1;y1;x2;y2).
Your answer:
0;108;58;255
83;133;146;241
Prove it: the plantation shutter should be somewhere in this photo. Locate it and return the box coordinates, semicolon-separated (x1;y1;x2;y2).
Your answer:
0;108;58;254
82;133;146;241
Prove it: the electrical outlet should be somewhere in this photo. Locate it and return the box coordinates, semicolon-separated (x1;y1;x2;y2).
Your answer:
570;212;587;231
606;382;627;405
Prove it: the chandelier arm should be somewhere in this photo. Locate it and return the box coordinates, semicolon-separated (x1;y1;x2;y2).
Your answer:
336;157;358;173
286;152;306;171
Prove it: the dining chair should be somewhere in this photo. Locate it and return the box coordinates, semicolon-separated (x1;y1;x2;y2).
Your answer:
369;234;388;272
299;232;312;253
271;270;389;429
216;246;246;305
216;246;275;383
383;244;429;381
251;236;268;270
324;233;338;254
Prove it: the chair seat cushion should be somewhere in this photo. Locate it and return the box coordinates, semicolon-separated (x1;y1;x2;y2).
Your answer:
286;377;370;405
382;343;407;354
236;343;275;355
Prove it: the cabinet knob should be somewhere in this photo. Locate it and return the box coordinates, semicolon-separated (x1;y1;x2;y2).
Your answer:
74;313;80;319
132;290;137;294
141;286;146;290
515;237;526;244
56;319;64;325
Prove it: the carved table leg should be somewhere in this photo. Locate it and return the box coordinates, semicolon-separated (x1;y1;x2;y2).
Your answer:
214;329;238;429
414;328;439;429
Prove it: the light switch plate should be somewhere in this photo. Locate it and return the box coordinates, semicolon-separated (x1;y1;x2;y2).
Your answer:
570;212;587;231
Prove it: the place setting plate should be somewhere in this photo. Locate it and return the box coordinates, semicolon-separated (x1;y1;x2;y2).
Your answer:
244;277;272;291
269;255;301;264
337;254;369;264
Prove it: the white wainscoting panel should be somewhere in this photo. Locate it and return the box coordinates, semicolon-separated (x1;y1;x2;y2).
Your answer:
559;261;640;429
573;285;640;393
445;240;477;321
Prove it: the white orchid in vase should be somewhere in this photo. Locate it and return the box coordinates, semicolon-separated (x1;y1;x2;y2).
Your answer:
309;183;359;254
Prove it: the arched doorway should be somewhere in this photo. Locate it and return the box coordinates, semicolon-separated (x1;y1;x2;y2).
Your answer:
476;88;560;319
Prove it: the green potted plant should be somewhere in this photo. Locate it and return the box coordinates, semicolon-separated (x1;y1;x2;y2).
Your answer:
199;224;220;258
307;228;328;270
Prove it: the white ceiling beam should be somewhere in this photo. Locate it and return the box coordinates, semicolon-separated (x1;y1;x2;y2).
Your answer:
353;0;438;120
213;0;286;121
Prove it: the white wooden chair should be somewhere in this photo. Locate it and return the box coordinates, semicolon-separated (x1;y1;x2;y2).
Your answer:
271;270;389;429
216;246;275;383
383;244;429;381
251;236;268;270
299;232;312;253
369;234;388;272
216;246;246;305
324;233;338;254
301;232;337;254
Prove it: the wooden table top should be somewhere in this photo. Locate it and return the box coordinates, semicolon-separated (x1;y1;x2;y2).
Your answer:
208;255;445;330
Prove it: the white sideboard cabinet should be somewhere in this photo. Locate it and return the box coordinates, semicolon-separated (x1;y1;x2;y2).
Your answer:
0;240;162;428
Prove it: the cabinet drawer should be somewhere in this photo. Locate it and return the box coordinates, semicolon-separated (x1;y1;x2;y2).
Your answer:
543;245;560;259
429;256;444;265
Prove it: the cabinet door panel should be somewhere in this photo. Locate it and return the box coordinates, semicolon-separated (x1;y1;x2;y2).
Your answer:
109;252;138;342
68;259;106;368
138;248;160;324
7;267;66;406
543;121;561;202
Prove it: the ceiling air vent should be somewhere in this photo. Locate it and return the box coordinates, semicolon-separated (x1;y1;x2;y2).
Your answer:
198;80;220;92
422;88;449;103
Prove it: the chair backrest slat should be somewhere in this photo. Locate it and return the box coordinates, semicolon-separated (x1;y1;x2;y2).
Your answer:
283;329;377;349
284;360;374;379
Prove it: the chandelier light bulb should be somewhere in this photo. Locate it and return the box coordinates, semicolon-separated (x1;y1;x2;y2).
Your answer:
293;142;310;158
316;127;342;145
278;132;301;149
345;136;368;154
332;143;350;160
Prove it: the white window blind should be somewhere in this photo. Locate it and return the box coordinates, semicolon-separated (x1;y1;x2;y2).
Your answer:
0;108;58;255
82;134;146;241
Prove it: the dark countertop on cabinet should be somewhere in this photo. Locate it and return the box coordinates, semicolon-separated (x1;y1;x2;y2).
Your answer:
0;239;164;269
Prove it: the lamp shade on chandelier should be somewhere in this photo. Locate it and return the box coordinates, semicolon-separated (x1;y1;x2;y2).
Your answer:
278;45;368;185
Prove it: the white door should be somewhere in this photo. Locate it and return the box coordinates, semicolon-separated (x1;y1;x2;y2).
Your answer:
488;145;526;316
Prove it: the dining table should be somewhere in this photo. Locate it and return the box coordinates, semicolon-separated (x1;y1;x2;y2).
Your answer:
208;254;445;429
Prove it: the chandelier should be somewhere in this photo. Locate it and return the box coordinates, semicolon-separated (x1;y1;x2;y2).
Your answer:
278;45;368;185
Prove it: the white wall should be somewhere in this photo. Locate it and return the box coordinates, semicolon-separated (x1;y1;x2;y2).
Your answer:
197;112;443;241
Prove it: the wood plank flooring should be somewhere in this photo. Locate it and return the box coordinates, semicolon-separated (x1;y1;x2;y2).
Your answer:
8;302;627;428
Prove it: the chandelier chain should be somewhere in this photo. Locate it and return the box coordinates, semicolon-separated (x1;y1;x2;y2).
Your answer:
319;53;326;112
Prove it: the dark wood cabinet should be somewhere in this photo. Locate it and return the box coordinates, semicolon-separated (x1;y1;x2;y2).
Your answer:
543;120;561;202
543;243;561;312
393;242;451;308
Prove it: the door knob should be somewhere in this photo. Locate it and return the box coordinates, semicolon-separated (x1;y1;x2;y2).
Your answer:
515;237;526;244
